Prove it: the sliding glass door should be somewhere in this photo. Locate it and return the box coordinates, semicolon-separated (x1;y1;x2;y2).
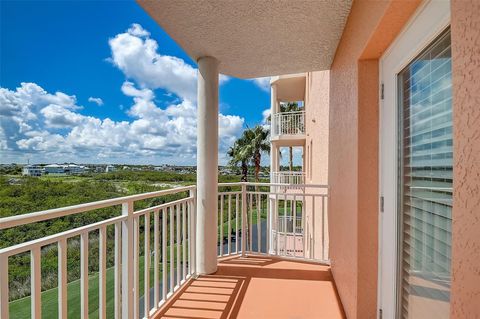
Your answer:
396;28;452;319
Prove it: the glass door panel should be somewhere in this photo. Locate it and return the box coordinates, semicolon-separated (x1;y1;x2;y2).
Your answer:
397;28;452;319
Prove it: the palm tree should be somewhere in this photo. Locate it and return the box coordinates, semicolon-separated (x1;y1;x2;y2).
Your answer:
240;126;270;182
227;125;270;182
227;138;249;181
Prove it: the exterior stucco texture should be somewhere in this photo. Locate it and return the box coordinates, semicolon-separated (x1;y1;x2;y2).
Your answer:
450;1;480;318
326;1;421;318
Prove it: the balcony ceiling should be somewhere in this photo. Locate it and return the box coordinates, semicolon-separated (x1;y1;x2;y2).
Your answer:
137;0;352;78
272;73;306;101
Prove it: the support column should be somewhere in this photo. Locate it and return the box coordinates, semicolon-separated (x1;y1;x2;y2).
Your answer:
269;84;278;255
270;84;278;179
196;56;219;275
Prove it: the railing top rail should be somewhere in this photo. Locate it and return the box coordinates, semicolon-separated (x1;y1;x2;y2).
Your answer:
218;182;328;188
0;185;196;230
272;171;306;175
0;215;126;257
132;195;194;217
272;110;305;116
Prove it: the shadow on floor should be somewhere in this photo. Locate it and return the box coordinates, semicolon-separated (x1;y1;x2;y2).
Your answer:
153;255;345;319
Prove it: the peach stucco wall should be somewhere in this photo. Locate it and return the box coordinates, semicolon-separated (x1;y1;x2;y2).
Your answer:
450;1;480;318
325;1;421;318
305;71;329;186
305;71;330;259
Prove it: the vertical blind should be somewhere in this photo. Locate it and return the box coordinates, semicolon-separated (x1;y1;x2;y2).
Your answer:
397;28;452;319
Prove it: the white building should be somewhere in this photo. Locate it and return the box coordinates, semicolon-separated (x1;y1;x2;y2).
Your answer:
44;164;65;175
63;164;84;175
105;165;116;173
22;165;44;177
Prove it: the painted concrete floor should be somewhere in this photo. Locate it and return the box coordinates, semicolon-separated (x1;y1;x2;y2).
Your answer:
153;255;345;319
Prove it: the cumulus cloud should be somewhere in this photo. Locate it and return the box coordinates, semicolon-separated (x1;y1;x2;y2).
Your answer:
88;97;104;106
0;81;243;164
251;77;271;92
0;24;245;164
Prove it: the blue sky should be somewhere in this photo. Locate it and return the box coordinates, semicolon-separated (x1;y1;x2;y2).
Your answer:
0;0;271;165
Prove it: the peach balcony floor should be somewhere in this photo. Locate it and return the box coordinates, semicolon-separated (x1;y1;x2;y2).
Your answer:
153;255;345;319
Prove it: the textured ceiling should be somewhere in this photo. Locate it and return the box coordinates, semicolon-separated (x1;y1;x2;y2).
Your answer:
137;0;352;78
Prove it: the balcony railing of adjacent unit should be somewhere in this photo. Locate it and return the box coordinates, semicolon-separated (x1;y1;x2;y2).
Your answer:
271;171;305;185
271;111;305;137
0;182;328;319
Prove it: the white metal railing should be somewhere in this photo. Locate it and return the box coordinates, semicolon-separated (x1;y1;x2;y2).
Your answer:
271;111;305;137
271;171;305;185
0;182;328;319
217;182;329;262
0;186;196;319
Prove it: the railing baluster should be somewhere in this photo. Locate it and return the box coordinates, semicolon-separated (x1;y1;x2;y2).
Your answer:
182;202;186;281
220;194;224;256
241;184;247;256
283;198;287;256
153;209;160;310
190;189;197;275
266;195;270;254
162;208;167;301
257;194;261;253
176;204;181;287
312;197;316;260
227;194;231;255
114;221;121;319
58;238;68;319
293;195;297;257
187;199;192;275
249;193;253;252
122;201;134;319
275;193;279;255
133;216;139;319
144;212;150;318
31;246;42;319
322;195;326;261
235;194;239;254
99;226;107;319
169;206;174;294
302;195;306;259
80;233;89;319
0;254;8;319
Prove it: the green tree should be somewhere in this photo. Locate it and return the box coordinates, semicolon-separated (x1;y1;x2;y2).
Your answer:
227;138;249;181
241;126;270;182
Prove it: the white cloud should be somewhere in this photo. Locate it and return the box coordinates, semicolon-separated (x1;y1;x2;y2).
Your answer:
0;81;244;164
0;24;245;165
88;97;104;106
127;23;150;37
250;77;271;92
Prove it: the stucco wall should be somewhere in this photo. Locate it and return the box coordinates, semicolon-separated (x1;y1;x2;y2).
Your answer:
305;71;330;259
450;1;480;318
326;1;420;318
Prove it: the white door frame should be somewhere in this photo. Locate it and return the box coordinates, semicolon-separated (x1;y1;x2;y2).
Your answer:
378;1;450;318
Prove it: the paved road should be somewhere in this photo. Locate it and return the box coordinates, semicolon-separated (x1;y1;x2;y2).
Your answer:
138;221;267;317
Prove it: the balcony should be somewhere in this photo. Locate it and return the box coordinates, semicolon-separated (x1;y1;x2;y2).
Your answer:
270;111;306;143
0;182;333;319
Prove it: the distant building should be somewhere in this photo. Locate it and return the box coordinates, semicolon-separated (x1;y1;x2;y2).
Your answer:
22;165;44;177
63;164;84;175
105;165;116;173
95;166;104;173
44;164;65;175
